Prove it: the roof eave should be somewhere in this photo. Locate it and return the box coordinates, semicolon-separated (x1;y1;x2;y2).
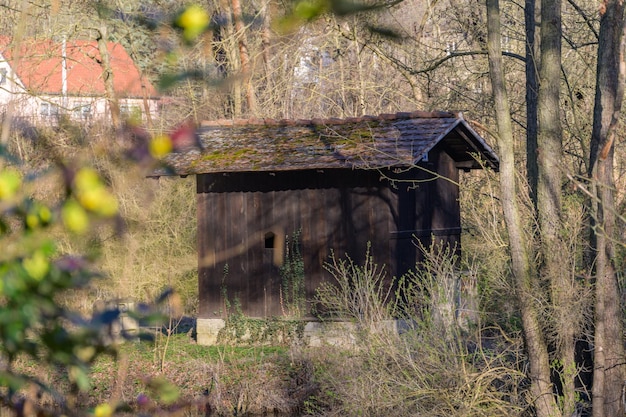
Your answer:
456;119;500;171
410;118;500;171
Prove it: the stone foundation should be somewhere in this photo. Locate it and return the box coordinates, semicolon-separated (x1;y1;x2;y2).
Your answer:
196;318;226;345
196;318;403;347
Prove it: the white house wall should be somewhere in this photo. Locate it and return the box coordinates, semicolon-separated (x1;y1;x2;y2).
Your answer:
4;91;159;126
1;52;31;117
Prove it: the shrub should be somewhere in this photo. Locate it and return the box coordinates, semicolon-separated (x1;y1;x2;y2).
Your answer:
309;244;526;416
315;243;396;330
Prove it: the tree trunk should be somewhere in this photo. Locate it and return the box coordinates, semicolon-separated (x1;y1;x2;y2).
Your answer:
589;0;626;414
537;0;562;233
216;0;242;117
536;0;580;413
260;0;271;78
525;0;539;205
352;23;367;116
140;82;153;129
486;1;560;416
96;23;121;129
231;0;257;115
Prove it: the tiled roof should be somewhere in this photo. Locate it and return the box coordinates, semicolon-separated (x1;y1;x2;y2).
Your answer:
0;37;157;98
157;111;499;176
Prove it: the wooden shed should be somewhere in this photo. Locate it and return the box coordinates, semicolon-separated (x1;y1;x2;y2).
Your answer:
157;111;499;326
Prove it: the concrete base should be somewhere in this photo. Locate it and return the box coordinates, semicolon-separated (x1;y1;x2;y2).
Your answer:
196;318;403;347
302;321;358;347
196;318;226;346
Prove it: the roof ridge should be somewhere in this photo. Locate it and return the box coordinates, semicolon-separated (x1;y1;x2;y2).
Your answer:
200;110;461;128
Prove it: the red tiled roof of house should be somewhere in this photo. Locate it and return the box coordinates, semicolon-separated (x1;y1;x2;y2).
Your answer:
0;37;157;98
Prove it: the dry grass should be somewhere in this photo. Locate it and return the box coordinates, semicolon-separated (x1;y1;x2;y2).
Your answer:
8;123;199;316
9;328;525;417
11;335;314;416
307;245;528;417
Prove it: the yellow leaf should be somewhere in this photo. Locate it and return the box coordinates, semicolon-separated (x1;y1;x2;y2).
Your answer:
149;135;173;158
0;169;21;200
177;5;209;41
94;192;119;217
22;251;50;281
62;200;90;234
74;168;103;192
94;403;113;417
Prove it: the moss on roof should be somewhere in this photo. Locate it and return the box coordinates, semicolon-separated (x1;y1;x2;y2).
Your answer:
155;111;499;176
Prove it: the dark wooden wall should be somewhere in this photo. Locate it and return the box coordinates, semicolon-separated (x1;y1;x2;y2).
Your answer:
196;147;460;318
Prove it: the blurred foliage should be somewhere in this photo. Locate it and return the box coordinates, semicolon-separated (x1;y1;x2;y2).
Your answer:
0;142;120;411
0;134;188;412
0;7;205;408
277;0;403;36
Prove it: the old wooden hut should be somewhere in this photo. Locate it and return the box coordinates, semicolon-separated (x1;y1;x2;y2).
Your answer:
156;111;498;337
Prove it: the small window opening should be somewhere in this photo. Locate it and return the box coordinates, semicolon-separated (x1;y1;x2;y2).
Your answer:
264;231;275;249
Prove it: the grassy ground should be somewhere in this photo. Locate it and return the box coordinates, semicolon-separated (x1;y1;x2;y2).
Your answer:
10;323;527;417
13;334;314;416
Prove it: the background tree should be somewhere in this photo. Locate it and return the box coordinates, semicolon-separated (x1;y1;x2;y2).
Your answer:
588;0;626;413
486;0;560;414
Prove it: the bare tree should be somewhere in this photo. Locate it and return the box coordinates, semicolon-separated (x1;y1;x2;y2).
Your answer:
588;0;626;414
95;20;121;129
525;0;539;205
486;0;561;415
535;0;584;413
230;0;257;115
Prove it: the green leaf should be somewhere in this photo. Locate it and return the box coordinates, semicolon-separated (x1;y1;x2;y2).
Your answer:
0;371;27;391
294;0;329;20
147;377;180;405
69;366;91;392
22;251;50;281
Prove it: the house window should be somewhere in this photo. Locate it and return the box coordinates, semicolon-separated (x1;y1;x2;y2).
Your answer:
40;102;59;117
72;103;91;120
0;68;6;85
120;104;142;120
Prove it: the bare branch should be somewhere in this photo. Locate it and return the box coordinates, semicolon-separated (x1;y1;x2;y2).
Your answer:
565;0;599;39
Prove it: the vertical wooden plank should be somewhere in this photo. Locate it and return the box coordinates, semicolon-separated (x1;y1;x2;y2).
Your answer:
270;188;282;318
232;191;248;314
367;183;395;297
222;189;241;316
267;188;280;317
260;187;273;317
259;190;269;318
380;171;399;279
247;191;262;317
273;187;290;317
303;185;315;312
220;188;232;316
432;150;461;255
293;185;308;316
215;176;229;318
197;176;211;318
325;181;340;271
